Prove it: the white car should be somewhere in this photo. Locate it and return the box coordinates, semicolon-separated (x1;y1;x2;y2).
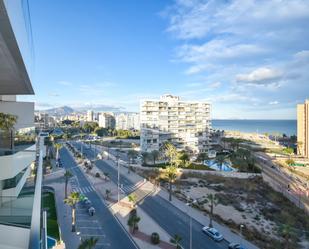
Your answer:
202;226;223;241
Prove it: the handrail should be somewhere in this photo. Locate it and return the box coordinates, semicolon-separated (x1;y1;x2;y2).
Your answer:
28;138;43;249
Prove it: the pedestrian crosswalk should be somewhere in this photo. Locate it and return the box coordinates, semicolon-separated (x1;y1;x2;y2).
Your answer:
72;185;96;194
120;184;136;194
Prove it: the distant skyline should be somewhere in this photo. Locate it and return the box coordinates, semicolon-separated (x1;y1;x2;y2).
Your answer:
19;0;309;119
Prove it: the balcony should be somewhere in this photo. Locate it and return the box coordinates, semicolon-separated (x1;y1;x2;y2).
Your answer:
0;144;36;181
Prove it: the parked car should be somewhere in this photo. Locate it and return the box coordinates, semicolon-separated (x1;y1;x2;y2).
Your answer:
202;226;223;241
228;243;245;249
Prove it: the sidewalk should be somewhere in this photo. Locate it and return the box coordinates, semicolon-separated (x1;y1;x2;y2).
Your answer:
43;170;81;249
103;158;259;249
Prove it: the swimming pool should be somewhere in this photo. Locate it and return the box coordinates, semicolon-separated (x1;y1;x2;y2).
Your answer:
204;159;236;172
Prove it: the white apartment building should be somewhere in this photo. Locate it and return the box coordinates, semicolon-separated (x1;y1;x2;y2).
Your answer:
0;1;44;248
87;110;94;122
140;94;211;153
115;112;140;130
99;112;116;129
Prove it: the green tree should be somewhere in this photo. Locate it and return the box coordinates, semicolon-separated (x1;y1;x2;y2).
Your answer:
94;127;108;137
64;192;81;232
197;152;209;162
0;113;18;150
127;214;141;234
128;193;138;208
78;237;99;249
0;113;18;130
64;170;73;198
163;143;180;167
207;193;219;228
178;150;190;167
279;224;293;249
165;166;178;201
170;234;182;249
283;147;294;158
141;152;149;165
127;150;138;165
150;150;160;165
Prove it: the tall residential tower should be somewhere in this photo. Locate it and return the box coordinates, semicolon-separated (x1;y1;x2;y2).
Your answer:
297;99;309;158
140;94;211;153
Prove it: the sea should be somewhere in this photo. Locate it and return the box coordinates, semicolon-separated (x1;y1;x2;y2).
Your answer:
212;120;297;136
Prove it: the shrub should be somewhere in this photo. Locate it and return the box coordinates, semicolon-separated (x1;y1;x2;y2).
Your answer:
151;232;160;244
95;172;100;178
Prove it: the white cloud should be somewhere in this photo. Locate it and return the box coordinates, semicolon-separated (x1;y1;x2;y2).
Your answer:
162;0;309;118
208;81;221;89
236;67;282;85
269;101;279;105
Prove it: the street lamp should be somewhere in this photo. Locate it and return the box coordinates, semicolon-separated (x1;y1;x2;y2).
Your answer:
240;224;245;245
186;198;197;249
117;150;120;203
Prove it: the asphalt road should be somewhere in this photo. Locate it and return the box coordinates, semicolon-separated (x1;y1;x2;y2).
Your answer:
73;141;231;249
59;147;138;249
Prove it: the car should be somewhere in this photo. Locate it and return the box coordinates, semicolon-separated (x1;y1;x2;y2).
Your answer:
202;226;223;241
228;243;245;249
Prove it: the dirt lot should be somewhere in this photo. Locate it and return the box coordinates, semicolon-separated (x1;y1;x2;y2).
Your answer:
135;168;309;249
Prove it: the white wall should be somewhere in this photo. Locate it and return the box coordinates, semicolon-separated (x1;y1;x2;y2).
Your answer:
0;224;30;249
0;101;34;129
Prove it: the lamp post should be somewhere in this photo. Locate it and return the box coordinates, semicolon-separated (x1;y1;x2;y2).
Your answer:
117;150;120;203
186;198;197;249
240;224;244;246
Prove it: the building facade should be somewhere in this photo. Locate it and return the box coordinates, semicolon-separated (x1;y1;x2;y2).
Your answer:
297;99;309;158
87;110;94;122
115;112;140;130
99;112;116;129
140;94;211;153
0;1;44;248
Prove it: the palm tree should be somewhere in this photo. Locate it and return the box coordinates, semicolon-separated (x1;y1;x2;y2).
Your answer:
64;170;73;198
165;166;178;201
55;143;63;161
127;215;141;234
64;192;81;232
179;150;190;167
128;193;138;208
150;150;160;166
170;234;182;249
207;193;219;228
78;237;99;249
0;113;17;151
163;143;179;167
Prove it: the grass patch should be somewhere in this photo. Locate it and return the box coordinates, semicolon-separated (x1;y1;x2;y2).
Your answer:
42;192;60;241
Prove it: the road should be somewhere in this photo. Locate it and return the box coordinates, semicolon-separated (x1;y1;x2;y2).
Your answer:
72;141;231;249
59;147;138;249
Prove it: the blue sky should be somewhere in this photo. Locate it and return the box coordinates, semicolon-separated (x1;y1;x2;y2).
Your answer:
20;0;309;119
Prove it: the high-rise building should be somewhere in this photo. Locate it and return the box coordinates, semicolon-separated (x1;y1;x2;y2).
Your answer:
99;112;116;129
297;99;309;158
87;110;94;122
0;1;44;248
140;94;211;153
115;113;140;130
